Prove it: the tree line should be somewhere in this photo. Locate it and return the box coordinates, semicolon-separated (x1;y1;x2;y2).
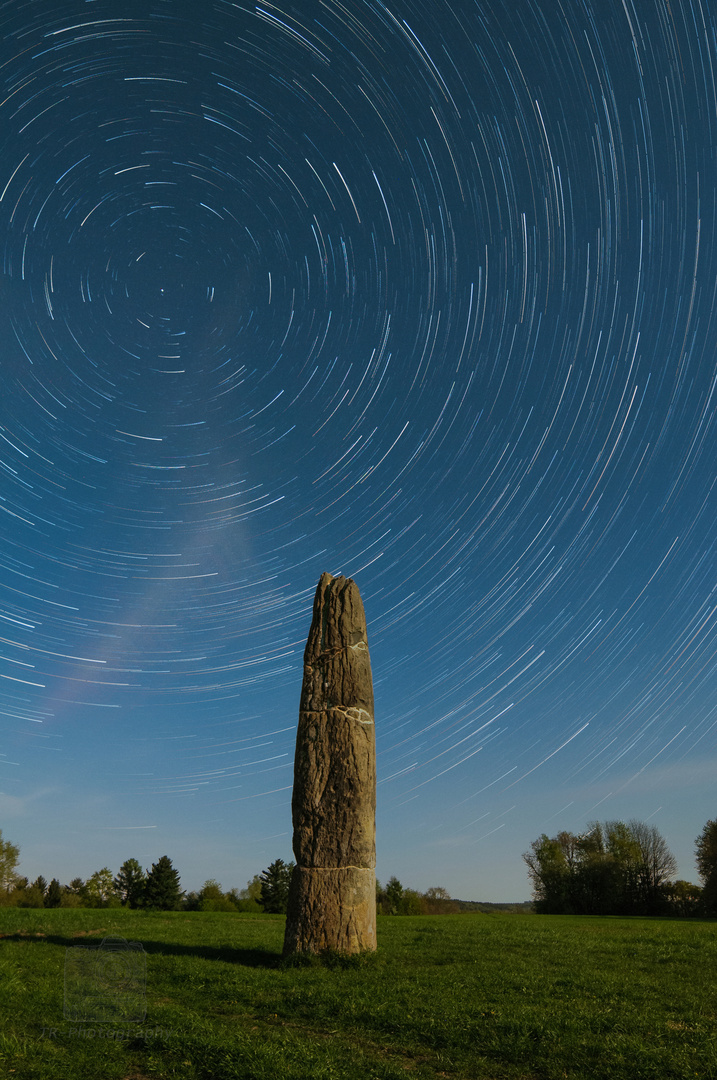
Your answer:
523;818;717;917
0;840;458;915
4;817;714;916
0;846;189;911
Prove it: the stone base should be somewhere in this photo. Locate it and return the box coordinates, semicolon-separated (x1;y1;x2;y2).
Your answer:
283;865;376;955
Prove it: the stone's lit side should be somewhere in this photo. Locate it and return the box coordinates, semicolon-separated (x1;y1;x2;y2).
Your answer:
283;572;376;955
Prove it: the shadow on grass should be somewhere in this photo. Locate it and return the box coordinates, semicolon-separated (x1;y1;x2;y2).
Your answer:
0;933;282;968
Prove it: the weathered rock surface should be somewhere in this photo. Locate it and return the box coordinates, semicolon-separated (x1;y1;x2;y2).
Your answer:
284;866;375;954
283;572;376;955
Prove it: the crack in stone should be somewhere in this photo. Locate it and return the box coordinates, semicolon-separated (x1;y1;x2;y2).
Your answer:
296;866;375;872
334;706;373;724
300;707;374;723
305;638;368;669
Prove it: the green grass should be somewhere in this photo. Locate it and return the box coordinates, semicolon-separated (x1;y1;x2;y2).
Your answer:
1;908;716;1079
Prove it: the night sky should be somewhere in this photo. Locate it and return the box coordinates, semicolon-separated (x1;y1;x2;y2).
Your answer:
1;0;715;902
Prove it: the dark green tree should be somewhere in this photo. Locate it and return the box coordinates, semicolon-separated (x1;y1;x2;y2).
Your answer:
384;876;404;915
259;859;294;913
523;834;574;913
603;821;642;914
695;819;717;915
45;879;62;908
143;856;183;911
33;875;47;898
573;823;618;914
114;858;146;908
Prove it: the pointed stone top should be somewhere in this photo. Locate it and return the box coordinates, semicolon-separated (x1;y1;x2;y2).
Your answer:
316;570;350;590
301;572;373;713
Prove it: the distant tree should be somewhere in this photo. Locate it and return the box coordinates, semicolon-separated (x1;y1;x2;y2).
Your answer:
225;875;261;913
60;888;83;908
240;874;263;904
424;886;451;902
524;820;677;916
602;821;641;914
45;879;62;908
144;856;183;911
83;868;119;908
573;822;622;915
384;876;404;915
399;888;427;915
423;886;459;914
666;880;702;917
114;859;146;908
198;879;236;912
376;878;457;915
15;882;44;908
3;876;31;906
377;878;459;915
259;859;294;914
629;820;677;914
60;878;85;906
523;834;573;913
0;830;20;894
32;875;47;899
695;819;717;916
696;819;717;879
199;878;223;901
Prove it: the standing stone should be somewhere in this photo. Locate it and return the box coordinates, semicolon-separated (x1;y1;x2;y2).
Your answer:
283;572;376;955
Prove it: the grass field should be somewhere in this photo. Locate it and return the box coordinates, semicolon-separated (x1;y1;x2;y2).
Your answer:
1;907;716;1079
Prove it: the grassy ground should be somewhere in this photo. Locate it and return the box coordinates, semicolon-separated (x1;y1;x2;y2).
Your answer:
1;907;716;1079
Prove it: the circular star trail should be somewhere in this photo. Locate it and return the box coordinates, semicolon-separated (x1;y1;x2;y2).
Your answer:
0;0;715;892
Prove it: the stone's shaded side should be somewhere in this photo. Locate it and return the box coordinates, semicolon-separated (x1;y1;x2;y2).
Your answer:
283;573;376;955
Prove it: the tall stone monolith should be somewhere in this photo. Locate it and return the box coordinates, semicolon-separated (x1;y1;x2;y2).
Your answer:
283;572;376;955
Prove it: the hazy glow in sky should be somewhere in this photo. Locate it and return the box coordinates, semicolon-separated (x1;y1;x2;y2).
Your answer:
1;0;715;900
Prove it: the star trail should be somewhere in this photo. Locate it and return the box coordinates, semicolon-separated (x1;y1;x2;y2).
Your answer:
0;0;715;898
